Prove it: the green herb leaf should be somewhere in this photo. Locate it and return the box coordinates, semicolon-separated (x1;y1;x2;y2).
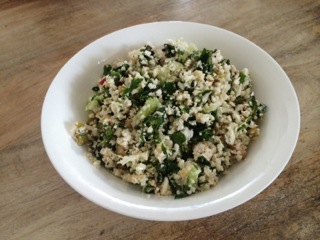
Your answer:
237;123;247;132
235;96;245;104
199;48;213;73
239;71;246;84
123;78;143;97
156;159;180;177
181;106;190;113
103;64;112;76
197;156;211;166
163;43;176;58
99;126;114;146
170;131;186;146
163;82;177;95
199;129;213;141
143;184;155;193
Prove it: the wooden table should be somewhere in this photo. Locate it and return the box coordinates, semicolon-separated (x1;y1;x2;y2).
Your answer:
1;1;319;239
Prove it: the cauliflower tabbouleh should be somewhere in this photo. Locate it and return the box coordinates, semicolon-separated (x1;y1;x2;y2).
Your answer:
72;39;267;198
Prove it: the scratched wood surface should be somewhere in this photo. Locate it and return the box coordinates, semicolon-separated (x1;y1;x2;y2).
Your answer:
0;0;319;239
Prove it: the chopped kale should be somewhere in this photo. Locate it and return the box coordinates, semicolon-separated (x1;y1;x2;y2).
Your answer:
103;64;112;76
170;131;186;146
198;48;213;73
162;81;177;96
162;43;177;58
197;156;211;166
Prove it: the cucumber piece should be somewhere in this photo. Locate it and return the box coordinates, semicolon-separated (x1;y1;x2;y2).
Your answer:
187;163;201;187
133;97;160;126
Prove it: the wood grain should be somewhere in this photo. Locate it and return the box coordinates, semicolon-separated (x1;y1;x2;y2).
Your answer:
1;0;319;239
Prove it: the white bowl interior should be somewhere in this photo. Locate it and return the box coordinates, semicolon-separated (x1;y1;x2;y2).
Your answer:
41;21;300;221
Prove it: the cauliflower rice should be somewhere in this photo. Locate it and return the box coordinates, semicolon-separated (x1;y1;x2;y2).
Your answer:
72;39;267;198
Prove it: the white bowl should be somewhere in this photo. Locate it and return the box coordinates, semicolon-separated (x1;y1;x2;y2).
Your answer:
41;21;300;221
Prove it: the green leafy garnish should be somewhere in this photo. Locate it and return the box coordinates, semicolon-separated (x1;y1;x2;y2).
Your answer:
199;129;213;141
162;82;177;95
197;156;211;166
239;71;246;84
123;78;143;97
170;131;186;146
198;48;213;73
103;64;112;76
163;44;177;58
235;96;245;104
